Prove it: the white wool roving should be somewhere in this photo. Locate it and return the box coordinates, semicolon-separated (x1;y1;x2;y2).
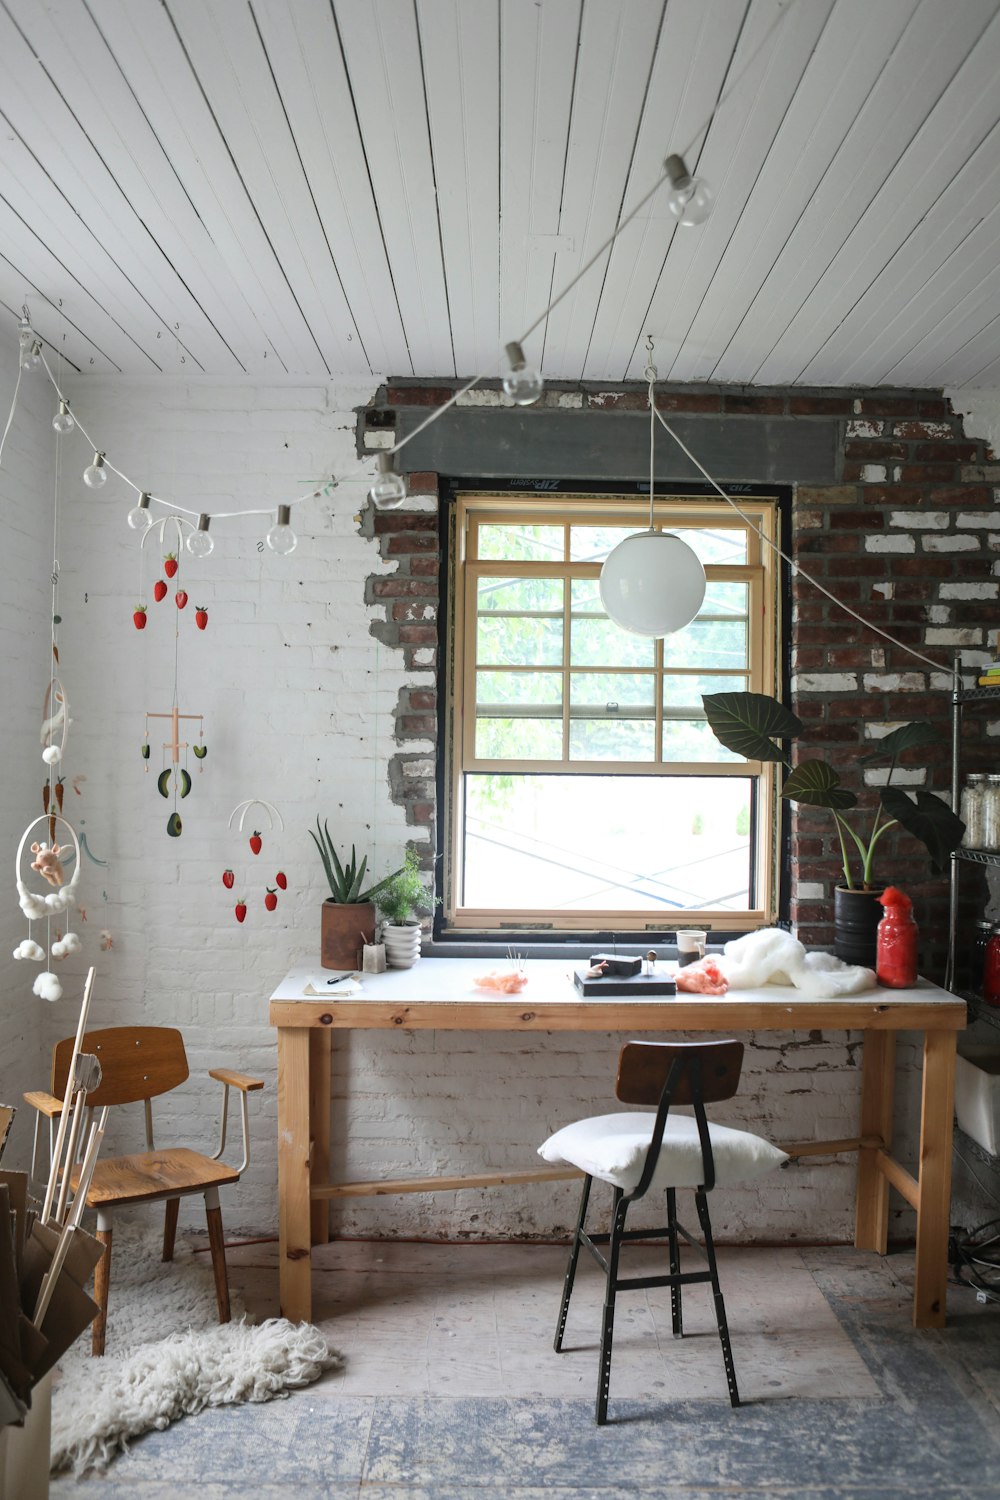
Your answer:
51;1317;343;1476
13;938;45;960
51;931;81;958
718;928;877;997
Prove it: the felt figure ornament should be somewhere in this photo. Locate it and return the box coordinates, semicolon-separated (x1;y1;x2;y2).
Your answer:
14;814;84;1002
227;801;285;928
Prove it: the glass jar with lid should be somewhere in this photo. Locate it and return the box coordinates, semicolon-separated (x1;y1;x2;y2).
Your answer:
960;773;987;847
983;775;1000;851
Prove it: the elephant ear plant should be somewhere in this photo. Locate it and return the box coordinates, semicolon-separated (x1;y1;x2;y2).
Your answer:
701;692;965;889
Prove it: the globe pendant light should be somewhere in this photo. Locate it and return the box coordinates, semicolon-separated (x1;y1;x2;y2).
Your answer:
598;355;705;637
600;529;705;637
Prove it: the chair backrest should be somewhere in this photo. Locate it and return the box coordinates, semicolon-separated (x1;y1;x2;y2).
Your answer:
616;1039;743;1107
52;1026;189;1107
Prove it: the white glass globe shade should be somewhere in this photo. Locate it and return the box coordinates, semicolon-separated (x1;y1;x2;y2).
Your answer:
266;522;298;555
186;528;214;558
127;504;152;531
599;531;706;637
83;461;107;489
370;471;407;508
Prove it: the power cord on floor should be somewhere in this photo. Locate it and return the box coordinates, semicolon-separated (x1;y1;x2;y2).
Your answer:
948;1218;1000;1304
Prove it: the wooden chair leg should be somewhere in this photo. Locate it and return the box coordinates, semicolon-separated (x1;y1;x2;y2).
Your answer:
92;1227;112;1357
205;1191;231;1324
163;1198;180;1262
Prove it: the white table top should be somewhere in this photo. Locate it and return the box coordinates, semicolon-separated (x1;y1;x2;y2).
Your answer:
269;956;962;1012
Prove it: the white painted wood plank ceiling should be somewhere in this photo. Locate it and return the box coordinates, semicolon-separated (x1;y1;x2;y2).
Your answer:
2;0;999;387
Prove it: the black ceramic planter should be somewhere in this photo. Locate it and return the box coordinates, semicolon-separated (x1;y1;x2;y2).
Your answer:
833;886;884;970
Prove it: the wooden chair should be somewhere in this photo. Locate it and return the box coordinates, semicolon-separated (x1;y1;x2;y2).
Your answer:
24;1026;263;1355
539;1040;787;1423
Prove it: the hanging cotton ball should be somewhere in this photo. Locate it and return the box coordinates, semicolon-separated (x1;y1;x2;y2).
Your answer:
51;932;81;959
42;745;62;765
33;971;63;1002
13;939;45;961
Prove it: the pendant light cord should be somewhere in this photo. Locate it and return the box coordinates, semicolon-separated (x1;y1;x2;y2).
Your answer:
653;405;947;673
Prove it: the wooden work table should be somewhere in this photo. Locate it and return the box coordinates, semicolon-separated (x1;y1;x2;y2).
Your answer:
269;958;965;1329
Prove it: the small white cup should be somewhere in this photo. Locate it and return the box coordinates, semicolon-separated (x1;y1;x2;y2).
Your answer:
676;929;707;966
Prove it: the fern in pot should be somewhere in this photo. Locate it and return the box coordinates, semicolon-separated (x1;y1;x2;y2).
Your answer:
701;692;965;967
310;819;404;970
376;850;428;969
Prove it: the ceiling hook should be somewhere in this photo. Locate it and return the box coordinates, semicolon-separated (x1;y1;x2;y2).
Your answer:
644;334;657;384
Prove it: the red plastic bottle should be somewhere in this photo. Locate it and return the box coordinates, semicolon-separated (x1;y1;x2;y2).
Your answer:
876;887;919;989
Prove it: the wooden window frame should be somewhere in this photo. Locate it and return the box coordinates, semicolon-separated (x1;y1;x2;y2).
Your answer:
441;492;782;935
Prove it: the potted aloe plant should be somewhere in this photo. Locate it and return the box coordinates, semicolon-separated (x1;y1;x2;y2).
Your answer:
309;819;404;970
376;850;429;968
701;692;965;966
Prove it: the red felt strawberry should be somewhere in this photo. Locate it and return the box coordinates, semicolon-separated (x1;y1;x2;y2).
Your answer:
234;900;247;923
249;831;262;855
133;605;147;630
175;589;188;610
222;869;235;889
195;606;208;631
154;579;168;603
164;554;178;578
264;887;278;912
275;871;287;890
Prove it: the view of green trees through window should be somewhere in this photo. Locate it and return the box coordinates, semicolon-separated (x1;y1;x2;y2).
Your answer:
450;504;777;926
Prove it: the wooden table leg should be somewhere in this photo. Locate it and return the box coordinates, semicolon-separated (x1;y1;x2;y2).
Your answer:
277;1026;312;1324
913;1029;956;1329
309;1028;332;1246
855;1029;896;1253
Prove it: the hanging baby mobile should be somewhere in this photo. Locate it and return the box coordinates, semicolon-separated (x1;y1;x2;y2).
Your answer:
137;515;209;631
226;800;286;925
142;703;207;838
14;814;82;1001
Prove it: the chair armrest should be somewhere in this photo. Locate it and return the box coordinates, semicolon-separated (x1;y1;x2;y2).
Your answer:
209;1068;264;1093
23;1091;63;1117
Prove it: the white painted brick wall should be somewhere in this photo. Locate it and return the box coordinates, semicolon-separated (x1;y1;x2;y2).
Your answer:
0;329;57;1169
0;372;962;1244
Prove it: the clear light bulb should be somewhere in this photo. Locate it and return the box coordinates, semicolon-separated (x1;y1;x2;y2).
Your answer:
52;400;75;434
665;153;713;227
266;505;297;555
502;341;543;405
369;453;407;509
186;513;214;557
83;452;107;488
21;340;42;372
127;492;153;530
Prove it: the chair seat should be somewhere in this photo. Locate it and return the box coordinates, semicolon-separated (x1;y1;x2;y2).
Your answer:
72;1147;241;1206
539;1111;788;1192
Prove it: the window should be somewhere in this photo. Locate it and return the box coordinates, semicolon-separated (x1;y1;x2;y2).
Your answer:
442;493;782;934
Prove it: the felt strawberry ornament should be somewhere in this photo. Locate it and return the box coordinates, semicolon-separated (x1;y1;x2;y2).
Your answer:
133;605;147;630
275;871;287;890
235;899;247;924
222;869;235;889
164;554;178;578
195;606;208;631
264;887;278;912
154;579;168;603
249;831;262;855
175;589;188;610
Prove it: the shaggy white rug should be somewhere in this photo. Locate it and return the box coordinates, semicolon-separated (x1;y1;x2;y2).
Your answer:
51;1224;343;1476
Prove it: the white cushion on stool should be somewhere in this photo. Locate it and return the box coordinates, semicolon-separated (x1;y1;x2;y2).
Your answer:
539;1112;788;1193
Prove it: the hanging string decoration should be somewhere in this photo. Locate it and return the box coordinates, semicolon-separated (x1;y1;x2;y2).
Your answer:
143;705;206;838
14;813;83;1002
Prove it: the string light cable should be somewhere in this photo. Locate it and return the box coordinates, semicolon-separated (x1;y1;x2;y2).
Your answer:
949;1217;1000;1304
3;0;802;536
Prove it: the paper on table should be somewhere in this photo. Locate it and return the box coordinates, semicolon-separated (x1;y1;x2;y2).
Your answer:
304;973;363;997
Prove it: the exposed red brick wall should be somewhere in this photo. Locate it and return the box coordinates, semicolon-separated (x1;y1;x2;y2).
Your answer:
361;387;999;973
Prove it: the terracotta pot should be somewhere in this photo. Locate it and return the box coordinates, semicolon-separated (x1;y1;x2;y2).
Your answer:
321;900;374;971
833;886;884;970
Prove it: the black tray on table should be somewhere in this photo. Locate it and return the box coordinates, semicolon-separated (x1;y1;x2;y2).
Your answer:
573;970;677;997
